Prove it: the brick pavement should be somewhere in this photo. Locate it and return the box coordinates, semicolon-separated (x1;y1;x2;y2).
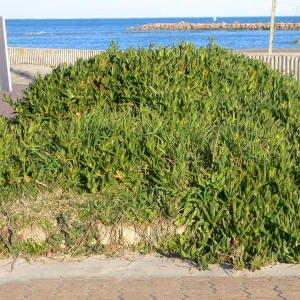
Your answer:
1;276;300;300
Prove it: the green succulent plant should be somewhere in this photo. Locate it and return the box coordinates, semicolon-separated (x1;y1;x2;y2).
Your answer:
1;40;300;269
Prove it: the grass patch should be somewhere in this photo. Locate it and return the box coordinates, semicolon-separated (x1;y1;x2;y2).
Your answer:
1;41;300;270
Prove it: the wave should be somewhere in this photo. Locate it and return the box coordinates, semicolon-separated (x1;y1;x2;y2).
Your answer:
24;31;46;35
22;31;99;37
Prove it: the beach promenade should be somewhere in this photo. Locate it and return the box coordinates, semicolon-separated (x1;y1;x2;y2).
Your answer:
1;60;300;299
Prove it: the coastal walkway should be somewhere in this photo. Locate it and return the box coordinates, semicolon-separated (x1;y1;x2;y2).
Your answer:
1;58;300;300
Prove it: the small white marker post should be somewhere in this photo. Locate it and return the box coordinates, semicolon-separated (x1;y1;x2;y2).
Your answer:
0;16;11;91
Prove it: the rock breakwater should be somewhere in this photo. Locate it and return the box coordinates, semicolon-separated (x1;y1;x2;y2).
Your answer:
129;21;300;30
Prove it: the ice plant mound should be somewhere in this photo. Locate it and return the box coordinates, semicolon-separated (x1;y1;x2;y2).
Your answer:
2;41;300;269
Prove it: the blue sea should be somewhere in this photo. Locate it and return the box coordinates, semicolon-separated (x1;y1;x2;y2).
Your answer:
5;17;300;50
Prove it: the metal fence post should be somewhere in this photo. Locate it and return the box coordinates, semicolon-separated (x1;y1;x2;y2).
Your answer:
269;0;277;55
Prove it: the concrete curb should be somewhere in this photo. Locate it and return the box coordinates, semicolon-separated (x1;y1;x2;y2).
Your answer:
1;255;300;284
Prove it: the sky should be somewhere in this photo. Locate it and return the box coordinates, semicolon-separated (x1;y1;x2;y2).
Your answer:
1;0;299;19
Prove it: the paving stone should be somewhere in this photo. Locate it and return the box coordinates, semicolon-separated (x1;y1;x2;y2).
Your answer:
278;291;300;299
250;298;282;300
119;291;154;300
88;297;116;300
151;277;180;285
55;278;88;299
210;279;245;292
270;278;300;292
88;289;120;300
247;290;280;299
150;277;183;295
268;276;300;282
278;285;300;292
88;278;120;299
180;277;211;283
0;282;28;300
180;286;213;295
120;278;152;287
119;278;153;296
179;277;212;293
242;281;277;289
184;294;232;300
213;292;249;299
153;292;187;299
155;296;187;300
23;279;60;298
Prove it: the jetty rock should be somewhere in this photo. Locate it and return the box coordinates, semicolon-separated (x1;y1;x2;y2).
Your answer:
128;21;300;31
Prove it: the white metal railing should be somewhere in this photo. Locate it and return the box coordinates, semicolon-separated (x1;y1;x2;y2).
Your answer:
247;54;300;82
8;47;104;66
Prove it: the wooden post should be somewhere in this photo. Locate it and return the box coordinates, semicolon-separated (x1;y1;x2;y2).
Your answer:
0;16;11;91
269;0;277;55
